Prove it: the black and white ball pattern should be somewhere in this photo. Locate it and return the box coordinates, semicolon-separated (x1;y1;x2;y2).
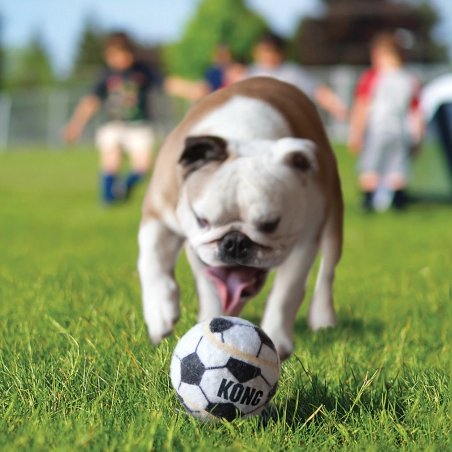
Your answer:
170;316;280;421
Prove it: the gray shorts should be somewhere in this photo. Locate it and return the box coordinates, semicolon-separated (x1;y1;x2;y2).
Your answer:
359;130;410;178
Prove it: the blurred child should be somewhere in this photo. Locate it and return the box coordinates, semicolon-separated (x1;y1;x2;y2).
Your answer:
204;43;234;91
64;31;160;204
165;44;236;101
348;32;424;211
246;32;348;121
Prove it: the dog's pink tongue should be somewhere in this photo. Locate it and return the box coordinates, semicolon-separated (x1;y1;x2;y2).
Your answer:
205;266;264;316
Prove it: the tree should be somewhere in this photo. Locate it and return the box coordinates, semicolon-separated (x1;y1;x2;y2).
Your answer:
164;0;268;78
4;32;55;91
293;0;448;65
69;16;105;83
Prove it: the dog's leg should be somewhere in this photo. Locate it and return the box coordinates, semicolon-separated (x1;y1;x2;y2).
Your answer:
308;190;343;330
138;218;184;344
308;226;342;330
186;245;222;321
261;241;319;359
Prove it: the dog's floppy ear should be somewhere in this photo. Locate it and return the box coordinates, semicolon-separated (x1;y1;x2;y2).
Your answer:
179;135;228;178
273;138;318;172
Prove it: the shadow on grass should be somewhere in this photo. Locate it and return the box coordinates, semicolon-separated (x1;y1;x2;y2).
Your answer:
408;191;452;205
263;362;405;430
246;314;384;344
255;316;388;428
294;316;385;344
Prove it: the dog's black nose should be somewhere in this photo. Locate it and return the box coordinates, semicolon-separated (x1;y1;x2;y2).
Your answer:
219;232;254;262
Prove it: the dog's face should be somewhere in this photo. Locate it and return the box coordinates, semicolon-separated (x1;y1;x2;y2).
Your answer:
176;135;323;315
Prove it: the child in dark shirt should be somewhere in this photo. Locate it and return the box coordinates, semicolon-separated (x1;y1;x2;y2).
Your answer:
64;32;160;203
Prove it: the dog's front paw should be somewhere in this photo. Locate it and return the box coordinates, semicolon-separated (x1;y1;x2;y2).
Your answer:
275;340;293;361
308;303;337;331
261;323;293;361
142;280;180;345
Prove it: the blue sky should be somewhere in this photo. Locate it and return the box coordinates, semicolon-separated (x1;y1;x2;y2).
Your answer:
2;0;451;75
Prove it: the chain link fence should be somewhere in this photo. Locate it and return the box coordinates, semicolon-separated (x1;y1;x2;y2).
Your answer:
0;86;185;149
0;64;449;150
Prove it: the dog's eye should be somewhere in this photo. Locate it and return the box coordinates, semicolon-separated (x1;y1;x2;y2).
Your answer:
195;214;210;229
257;218;280;234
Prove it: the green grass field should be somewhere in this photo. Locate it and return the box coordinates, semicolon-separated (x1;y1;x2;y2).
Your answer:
0;146;450;451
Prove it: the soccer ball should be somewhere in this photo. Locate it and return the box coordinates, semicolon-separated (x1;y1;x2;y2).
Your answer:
170;316;280;421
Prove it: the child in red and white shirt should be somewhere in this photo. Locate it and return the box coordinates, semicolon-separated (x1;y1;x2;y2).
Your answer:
348;32;424;211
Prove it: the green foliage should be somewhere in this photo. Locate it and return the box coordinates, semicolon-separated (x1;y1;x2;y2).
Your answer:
164;0;268;78
416;0;448;62
0;146;449;449
69;16;105;84
3;32;55;91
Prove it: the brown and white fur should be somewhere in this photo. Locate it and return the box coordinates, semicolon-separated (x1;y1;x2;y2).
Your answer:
138;77;343;359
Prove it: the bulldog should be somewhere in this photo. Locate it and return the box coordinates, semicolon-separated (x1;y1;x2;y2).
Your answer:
138;77;343;359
